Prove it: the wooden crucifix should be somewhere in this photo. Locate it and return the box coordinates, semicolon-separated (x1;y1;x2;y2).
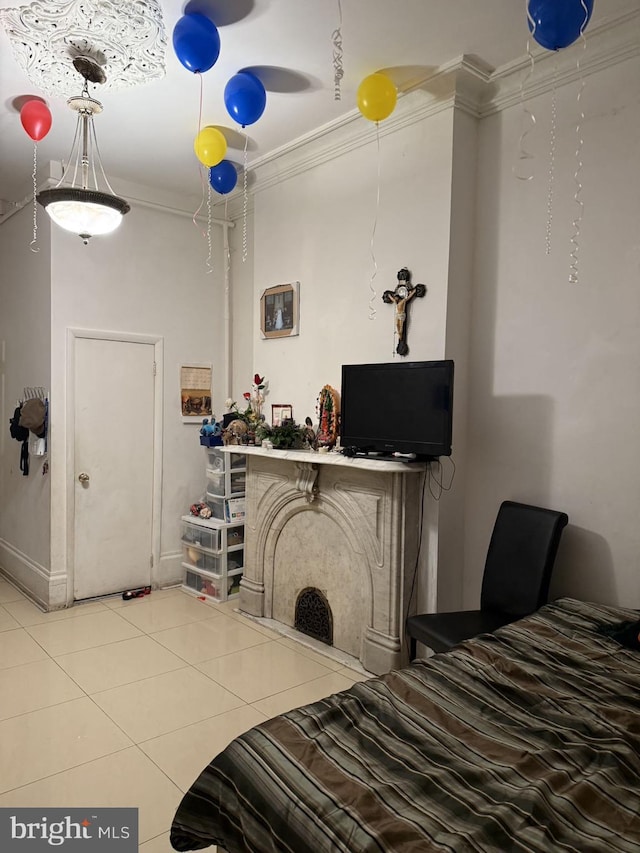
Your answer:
382;267;426;356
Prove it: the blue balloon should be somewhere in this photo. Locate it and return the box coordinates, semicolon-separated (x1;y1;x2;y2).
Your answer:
224;72;266;127
209;160;238;195
172;13;220;73
527;0;594;51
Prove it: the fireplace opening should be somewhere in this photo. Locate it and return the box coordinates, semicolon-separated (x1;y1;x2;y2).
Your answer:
294;587;333;645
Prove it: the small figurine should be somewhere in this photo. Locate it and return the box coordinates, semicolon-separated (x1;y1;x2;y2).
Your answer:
223;419;249;445
200;418;221;437
303;416;317;449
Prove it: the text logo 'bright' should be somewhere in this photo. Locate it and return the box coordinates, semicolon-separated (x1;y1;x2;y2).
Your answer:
1;809;138;850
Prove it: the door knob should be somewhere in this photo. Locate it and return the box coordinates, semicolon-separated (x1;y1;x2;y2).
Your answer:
78;472;90;483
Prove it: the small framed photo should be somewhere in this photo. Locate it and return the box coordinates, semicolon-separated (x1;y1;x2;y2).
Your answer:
260;282;300;339
271;404;293;426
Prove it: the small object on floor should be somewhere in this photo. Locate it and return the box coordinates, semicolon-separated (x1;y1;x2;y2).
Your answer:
122;585;152;601
197;595;207;601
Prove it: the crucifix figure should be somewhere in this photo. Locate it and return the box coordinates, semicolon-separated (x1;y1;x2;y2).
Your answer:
382;267;426;356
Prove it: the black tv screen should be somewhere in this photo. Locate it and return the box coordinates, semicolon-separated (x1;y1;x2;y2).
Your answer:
340;360;454;459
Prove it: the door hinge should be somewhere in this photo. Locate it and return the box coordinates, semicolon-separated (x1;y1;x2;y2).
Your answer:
152;361;157;376
150;554;154;568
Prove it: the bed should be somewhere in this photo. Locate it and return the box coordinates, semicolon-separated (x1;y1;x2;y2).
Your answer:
170;598;640;852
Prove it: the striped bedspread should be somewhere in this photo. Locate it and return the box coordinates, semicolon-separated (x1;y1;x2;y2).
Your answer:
170;598;640;852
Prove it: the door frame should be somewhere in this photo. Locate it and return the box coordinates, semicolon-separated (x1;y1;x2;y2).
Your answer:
65;328;164;604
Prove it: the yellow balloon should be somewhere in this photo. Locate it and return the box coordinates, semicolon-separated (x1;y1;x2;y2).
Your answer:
194;126;227;167
356;73;397;123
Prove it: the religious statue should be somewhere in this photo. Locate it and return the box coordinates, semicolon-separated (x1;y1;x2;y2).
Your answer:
382;267;426;356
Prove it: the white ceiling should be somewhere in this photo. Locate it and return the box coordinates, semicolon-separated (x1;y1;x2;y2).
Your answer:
0;0;637;206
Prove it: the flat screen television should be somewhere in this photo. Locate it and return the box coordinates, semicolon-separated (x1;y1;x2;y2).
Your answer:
340;360;454;460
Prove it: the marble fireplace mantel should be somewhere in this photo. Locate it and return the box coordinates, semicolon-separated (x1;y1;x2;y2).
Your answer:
222;446;426;675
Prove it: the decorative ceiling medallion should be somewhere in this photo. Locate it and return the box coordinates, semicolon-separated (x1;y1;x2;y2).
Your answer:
0;0;166;97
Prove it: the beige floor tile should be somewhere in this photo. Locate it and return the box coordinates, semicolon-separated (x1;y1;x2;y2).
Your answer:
251;671;356;718
140;704;266;792
336;666;372;683
209;603;282;639
115;594;218;633
102;586;183;610
92;666;244;743
54;635;187;694
197;640;334;703
0;658;84;720
0;697;132;793
3;598;109;627
0;628;48;670
0;606;21;632
25;609;142;657
276;637;345;671
0;747;182;844
151;614;270;664
0;580;26;604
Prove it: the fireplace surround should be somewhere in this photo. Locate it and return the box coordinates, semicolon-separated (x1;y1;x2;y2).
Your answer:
223;446;426;675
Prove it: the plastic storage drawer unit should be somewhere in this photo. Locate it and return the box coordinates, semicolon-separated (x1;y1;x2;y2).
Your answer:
182;543;225;574
206;467;246;497
181;517;223;551
183;567;224;601
206;447;246;471
205;495;246;523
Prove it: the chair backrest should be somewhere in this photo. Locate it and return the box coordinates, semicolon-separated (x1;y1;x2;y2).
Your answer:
480;501;568;617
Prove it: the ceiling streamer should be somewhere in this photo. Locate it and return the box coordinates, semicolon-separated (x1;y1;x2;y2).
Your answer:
332;0;344;101
517;0;592;284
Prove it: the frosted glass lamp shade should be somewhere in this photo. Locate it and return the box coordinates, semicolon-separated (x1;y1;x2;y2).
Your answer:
37;188;130;242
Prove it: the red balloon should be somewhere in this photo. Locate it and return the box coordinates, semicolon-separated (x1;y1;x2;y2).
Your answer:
20;100;52;141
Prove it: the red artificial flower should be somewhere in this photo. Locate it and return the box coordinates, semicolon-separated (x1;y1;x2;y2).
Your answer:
243;392;251;400
254;374;263;385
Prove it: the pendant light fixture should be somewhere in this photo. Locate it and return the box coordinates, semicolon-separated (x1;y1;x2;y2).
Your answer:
37;56;130;244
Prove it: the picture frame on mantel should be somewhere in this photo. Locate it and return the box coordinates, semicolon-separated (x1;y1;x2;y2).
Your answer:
260;281;300;339
271;404;293;426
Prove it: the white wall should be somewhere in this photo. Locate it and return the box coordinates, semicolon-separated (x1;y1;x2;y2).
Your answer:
0;205;52;604
48;200;227;599
252;103;456;421
465;55;640;608
247;96;468;612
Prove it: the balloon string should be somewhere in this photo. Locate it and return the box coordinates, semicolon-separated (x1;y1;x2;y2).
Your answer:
206;179;213;274
513;32;537;181
30;142;39;253
242;134;248;263
569;2;589;285
196;71;203;140
192;72;207;236
368;123;380;321
545;57;558;255
332;0;344;101
224;197;231;278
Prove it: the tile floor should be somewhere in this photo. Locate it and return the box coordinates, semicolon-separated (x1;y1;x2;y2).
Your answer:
0;579;369;851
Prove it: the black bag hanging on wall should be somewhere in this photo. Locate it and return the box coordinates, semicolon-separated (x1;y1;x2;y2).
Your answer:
9;405;29;476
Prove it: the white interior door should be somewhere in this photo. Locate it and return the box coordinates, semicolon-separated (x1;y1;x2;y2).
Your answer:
73;336;156;600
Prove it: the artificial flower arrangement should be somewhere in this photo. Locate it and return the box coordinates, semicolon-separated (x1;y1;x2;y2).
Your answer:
225;374;267;428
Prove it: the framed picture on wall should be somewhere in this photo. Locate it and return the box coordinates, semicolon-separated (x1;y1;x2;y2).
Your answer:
180;363;212;423
260;282;300;339
271;404;293;426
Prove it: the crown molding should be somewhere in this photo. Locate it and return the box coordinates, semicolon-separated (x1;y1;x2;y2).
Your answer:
485;9;640;116
214;11;639;221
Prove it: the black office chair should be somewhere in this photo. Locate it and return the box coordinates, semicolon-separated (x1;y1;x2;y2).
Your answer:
406;500;569;659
